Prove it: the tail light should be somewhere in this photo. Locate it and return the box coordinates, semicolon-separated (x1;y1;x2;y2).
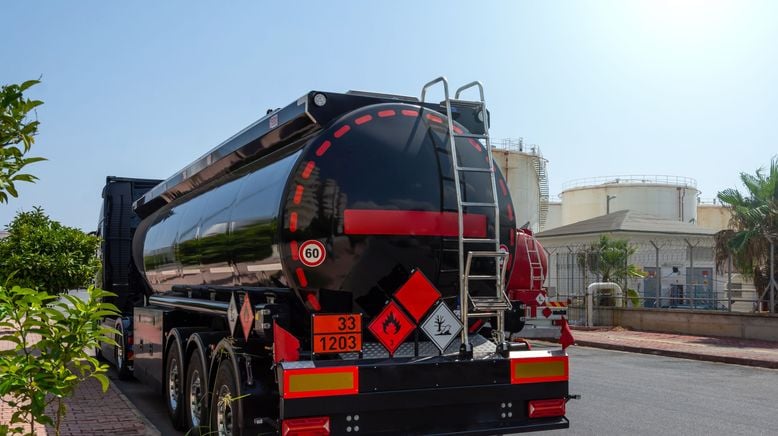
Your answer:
282;416;330;436
528;399;566;418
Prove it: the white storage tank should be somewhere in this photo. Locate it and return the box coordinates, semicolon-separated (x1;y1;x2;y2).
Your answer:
559;175;699;226
492;140;548;233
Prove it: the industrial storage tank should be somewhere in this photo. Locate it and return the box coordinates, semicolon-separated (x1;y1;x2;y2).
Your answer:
558;175;699;226
132;92;517;319
493;139;549;233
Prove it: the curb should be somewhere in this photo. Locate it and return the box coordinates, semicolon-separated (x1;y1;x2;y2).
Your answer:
109;382;162;436
575;340;778;370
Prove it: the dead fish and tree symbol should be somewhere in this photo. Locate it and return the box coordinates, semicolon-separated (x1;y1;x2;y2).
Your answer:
433;315;451;336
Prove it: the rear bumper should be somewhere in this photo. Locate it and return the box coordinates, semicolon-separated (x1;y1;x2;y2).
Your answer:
278;353;569;435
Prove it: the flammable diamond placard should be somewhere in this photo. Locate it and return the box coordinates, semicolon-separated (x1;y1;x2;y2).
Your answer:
420;303;463;353
394;270;441;322
368;301;415;356
239;293;254;342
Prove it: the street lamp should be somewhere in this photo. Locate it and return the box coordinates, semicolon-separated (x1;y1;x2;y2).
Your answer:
606;195;616;214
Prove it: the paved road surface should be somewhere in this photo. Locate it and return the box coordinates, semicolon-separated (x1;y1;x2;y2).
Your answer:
549;347;778;436
113;346;778;435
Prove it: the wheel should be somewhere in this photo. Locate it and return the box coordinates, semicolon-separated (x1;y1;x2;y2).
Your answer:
114;321;132;380
210;360;244;436
185;348;209;435
165;341;186;429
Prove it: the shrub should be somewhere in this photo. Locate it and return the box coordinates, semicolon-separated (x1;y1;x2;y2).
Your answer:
0;208;100;294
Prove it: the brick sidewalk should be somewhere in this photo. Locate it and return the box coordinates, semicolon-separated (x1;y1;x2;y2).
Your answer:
1;330;159;435
570;327;778;369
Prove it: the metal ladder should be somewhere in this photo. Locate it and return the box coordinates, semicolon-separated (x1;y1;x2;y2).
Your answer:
526;234;546;290
421;77;511;354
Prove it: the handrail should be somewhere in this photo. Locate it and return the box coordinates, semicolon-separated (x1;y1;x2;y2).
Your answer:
561;175;698;191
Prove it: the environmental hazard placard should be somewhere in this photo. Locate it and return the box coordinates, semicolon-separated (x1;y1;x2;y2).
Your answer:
420;302;462;353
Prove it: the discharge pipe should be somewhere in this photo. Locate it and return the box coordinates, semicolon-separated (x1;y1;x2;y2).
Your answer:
586;282;623;327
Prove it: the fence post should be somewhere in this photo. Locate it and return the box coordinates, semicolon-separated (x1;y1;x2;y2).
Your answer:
770;240;776;314
650;240;660;308
685;239;695;309
727;254;733;312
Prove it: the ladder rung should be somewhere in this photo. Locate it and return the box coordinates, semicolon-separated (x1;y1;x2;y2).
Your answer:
454;133;488;139
462;238;498;243
461;201;496;207
467;275;499;280
467;312;501;318
456;166;492;173
470;296;512;311
468;251;508;258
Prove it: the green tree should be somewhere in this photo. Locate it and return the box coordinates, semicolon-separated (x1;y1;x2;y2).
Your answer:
0;207;101;294
714;156;778;311
0;286;119;435
578;235;647;307
1;80;45;203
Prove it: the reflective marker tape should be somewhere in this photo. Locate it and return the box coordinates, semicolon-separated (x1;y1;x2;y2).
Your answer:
510;356;568;384
283;366;359;399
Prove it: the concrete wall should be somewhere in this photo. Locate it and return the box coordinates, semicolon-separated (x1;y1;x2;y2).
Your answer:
597;308;778;341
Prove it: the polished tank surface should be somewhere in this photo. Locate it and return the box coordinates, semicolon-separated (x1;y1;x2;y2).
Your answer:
136;102;516;318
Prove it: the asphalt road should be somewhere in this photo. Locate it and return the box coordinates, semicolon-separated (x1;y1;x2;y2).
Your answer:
112;347;778;435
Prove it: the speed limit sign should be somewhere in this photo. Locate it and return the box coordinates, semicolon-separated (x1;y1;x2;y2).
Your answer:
298;240;326;267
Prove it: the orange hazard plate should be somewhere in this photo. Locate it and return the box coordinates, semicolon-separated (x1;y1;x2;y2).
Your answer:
312;314;362;354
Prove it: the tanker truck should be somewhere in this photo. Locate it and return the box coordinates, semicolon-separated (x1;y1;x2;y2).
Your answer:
96;77;573;435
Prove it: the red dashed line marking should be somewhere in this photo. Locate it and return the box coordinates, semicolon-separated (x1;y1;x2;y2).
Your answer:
296;267;308;287
334;125;351;138
355;115;373;125
401;109;419;117
302;161;315;179
426;114;443;124
290;212;298;232
499;179;508;196
293;184;304;205
290;241;299;261
453;126;464;134
315;140;331;157
507;204;514;221
468;139;483;152
509;229;515;246
378;109;396;117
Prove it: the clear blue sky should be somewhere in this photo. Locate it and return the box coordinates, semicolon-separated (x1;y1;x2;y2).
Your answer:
2;0;776;230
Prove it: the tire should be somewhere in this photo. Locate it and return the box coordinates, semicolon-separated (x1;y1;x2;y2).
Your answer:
185;349;209;435
165;340;186;430
210;360;244;436
114;322;132;380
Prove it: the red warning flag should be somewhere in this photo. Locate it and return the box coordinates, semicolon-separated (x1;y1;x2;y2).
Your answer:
560;317;575;350
273;321;300;363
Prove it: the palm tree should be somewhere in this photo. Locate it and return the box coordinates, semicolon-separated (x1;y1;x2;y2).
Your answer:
714;156;778;312
578;235;647;307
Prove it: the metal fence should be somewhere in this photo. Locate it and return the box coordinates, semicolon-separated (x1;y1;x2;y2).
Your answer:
540;237;772;324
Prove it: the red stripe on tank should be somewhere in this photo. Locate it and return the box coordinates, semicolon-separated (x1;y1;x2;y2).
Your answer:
293;185;304;205
296;268;308;287
334;125;351;138
401;110;419;117
315;140;331;157
302;161;315;179
425;114;443;124
499;179;508;196
378;110;396;117
507;204;514;221
290;241;299;261
468;139;483;152
509;229;515;246
453;126;464;134
343;210;487;238
290;212;298;232
355;115;373;125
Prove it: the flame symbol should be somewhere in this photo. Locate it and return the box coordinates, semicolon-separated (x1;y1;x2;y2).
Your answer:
382;311;402;335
